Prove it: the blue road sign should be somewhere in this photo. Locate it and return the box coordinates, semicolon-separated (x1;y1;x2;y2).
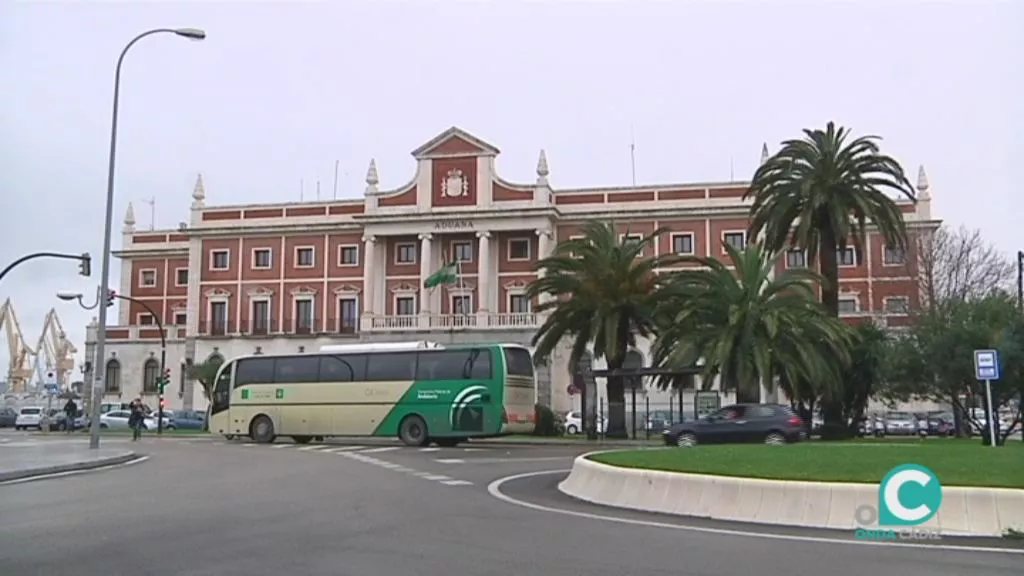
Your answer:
43;383;60;395
973;349;1000;381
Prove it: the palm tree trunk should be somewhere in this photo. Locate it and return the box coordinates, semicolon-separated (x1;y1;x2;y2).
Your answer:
817;233;847;436
604;359;628;439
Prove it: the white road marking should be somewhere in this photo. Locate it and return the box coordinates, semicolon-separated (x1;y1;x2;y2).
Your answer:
271;444;291;449
360;446;400;453
242;443;257;447
435;458;465;464
461;448;488;452
441;480;473;486
377;462;401;468
421;474;451;481
413;471;434;477
486;470;1024;555
419;447;441;452
326;446;366;452
297;445;326;451
392;466;416;473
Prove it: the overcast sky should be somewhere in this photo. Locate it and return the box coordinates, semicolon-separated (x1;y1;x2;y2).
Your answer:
1;1;1021;376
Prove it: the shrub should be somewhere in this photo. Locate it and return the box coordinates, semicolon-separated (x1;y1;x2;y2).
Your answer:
533;404;563;436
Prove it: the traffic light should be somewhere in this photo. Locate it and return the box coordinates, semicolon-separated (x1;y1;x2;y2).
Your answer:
158;368;171;394
79;253;91;277
106;289;116;307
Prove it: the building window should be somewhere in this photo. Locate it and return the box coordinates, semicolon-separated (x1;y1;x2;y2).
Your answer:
251;300;271;334
295;247;315;268
838;297;859;316
173;312;187;326
837;247;857;267
294;299;314;333
395;243;417;265
104;359;121;394
884;296;910;315
252;249;272;269
620;234;645;257
395;295;417;316
209;301;228;335
786;250;806;268
451;294;473;315
883;246;907;266
723;232;746;251
138;269;157;287
338;297;358;333
671;233;694;255
338;245;359;266
175;268;189;286
137;313;155;326
508;293;531;314
508;238;531;261
210;250;230;271
142;358;159;394
452;241;473;263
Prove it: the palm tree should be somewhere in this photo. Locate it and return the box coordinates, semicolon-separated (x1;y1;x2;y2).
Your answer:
651;242;852;405
526;220;682;438
187;358;223;431
746;122;914;427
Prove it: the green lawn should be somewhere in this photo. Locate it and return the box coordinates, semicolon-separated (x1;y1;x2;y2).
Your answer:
589;439;1024;488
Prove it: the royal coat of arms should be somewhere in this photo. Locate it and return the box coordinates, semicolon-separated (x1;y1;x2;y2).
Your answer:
441;169;469;197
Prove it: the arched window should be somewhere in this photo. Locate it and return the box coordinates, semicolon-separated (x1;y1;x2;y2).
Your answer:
623;350;645;390
142;358;160;394
104;359;121;394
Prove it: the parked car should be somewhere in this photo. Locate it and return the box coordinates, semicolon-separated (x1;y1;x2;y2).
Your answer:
884;412;920;436
663;404;805;447
563;411;606;435
99;410;156;430
14;406;44;430
159;409;206;430
922;413;955;437
0;406;17;427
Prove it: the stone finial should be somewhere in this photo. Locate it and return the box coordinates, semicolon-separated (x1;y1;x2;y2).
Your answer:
536;149;549;185
917;165;930;198
365;159;379;194
760;143;769;165
123;202;136;231
191;173;206;209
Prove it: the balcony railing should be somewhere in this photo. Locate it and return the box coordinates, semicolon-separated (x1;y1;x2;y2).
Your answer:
196;318;359;337
364;312;540;332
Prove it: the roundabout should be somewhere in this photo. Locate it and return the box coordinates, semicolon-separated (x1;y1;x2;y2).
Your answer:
552;442;1024;540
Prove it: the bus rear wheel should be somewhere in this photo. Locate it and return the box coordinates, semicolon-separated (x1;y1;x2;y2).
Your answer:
249;415;276;444
398;415;429;447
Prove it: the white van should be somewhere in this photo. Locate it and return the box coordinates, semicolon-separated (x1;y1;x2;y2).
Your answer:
14;406;44;430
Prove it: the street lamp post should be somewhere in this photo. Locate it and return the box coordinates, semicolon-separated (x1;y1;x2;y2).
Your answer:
1017;250;1022;312
88;27;205;450
58;291;168;435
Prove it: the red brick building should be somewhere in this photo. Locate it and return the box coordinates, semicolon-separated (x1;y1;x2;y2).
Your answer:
82;127;939;413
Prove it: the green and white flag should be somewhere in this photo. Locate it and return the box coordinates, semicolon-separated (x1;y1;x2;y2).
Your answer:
423;258;460;290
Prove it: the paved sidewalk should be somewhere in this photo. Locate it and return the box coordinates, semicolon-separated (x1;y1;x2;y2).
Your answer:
0;440;139;483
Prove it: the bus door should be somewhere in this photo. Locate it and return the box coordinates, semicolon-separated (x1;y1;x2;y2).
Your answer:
450;349;493;435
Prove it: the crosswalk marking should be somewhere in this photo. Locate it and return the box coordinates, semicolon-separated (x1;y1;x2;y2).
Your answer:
359;446;400;453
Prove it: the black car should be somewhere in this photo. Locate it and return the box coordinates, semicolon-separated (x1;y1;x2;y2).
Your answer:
662;404;805;447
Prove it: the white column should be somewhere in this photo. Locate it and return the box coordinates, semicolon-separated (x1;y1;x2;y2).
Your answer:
361;235;376;331
419;233;433;328
536;229;552;304
476;231;491;312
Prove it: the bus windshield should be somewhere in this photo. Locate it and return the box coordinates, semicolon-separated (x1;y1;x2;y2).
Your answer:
211;360;234;415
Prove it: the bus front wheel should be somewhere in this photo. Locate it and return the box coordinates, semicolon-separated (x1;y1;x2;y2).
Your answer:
398;415;429;447
249;415;276;444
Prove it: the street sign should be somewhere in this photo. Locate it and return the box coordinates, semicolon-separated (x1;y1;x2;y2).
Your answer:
44;383;59;395
973;349;1000;381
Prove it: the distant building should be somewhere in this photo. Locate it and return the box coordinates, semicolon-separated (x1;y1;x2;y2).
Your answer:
81;127;939;416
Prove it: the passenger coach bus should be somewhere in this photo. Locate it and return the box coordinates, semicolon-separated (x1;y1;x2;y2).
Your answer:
208;341;536;446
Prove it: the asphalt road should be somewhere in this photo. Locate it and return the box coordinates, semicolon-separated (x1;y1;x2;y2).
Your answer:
0;436;1020;576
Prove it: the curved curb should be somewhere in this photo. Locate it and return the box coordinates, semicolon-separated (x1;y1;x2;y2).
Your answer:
557;452;1024;538
0;452;142;484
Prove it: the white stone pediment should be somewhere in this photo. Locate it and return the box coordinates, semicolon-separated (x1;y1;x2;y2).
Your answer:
290;285;319;296
333;284;362;296
204;288;231;298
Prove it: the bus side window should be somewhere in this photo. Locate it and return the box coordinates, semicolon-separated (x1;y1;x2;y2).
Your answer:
235;358;275;387
319;355;367;382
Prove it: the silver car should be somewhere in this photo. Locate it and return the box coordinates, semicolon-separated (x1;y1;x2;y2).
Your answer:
884;412;920;436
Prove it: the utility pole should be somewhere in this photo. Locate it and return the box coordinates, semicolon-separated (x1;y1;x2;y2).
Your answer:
1017;250;1023;311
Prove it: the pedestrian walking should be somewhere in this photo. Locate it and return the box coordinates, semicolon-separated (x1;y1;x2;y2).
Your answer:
63;397;77;434
128;398;145;441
